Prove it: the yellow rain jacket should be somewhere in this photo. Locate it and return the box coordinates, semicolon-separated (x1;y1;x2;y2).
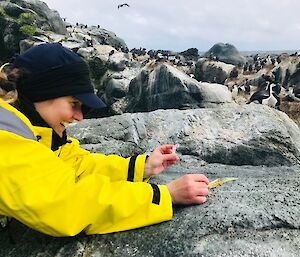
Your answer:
0;99;173;236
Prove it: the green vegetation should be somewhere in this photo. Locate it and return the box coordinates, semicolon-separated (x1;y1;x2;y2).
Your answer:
17;12;35;25
17;12;37;37
0;7;7;17
19;25;36;36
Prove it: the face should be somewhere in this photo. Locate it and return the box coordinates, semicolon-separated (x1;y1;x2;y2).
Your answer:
34;96;83;137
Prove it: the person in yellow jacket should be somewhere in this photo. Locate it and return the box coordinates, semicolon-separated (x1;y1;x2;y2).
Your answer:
0;43;209;237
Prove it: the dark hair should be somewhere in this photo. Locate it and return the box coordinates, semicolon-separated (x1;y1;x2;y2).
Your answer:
0;63;21;103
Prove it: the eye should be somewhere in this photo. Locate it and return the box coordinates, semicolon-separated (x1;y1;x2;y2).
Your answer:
70;101;82;110
70;102;75;107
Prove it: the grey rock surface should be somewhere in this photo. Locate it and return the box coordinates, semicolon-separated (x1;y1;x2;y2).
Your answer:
125;63;232;113
0;0;66;58
203;43;247;66
15;0;66;34
195;59;235;84
89;27;128;52
69;104;300;166
1;163;299;257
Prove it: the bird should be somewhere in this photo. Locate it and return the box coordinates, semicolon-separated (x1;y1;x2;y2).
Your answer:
118;3;130;9
231;84;239;100
283;84;300;102
247;82;280;108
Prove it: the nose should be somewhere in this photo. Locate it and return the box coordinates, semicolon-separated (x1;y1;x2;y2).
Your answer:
73;108;83;121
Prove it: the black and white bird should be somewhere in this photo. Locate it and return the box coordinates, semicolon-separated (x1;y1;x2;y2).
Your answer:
247;82;280;108
231;84;239;100
283;84;300;102
118;3;130;9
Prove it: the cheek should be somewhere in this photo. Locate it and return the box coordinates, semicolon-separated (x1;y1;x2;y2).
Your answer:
61;107;75;120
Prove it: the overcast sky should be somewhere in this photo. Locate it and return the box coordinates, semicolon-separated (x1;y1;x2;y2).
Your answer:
43;0;300;52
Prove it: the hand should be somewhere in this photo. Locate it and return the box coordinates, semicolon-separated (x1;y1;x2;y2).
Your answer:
144;144;178;178
167;174;209;205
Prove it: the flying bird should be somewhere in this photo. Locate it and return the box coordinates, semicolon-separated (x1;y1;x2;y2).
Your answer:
118;3;130;9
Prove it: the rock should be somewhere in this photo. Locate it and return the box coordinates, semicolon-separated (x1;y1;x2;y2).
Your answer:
195;58;235;84
60;41;84;51
88;56;109;82
46;33;66;43
89;27;128;52
19;39;36;53
0;0;67;59
108;52;130;71
1;164;299;257
12;0;67;35
102;78;127;105
0;15;21;59
1;2;27;18
76;47;96;59
19;38;42;53
125;63;232;113
179;47;199;60
68;104;300;166
94;44;117;62
203;43;247;66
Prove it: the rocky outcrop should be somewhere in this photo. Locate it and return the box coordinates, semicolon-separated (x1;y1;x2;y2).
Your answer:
203;42;247;66
1;163;299;257
195;58;235;84
179;47;199;60
0;0;66;58
88;26;128;52
125;63;232;113
12;0;67;34
68;104;300;166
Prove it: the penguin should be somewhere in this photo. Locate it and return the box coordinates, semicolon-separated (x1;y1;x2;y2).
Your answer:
231;84;238;100
109;50;115;56
247;82;280;108
293;84;300;98
283;86;300;102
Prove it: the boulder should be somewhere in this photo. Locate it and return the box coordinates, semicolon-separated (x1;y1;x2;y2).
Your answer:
68;104;300;166
179;47;199;60
0;0;66;60
102;78;126;105
107;52;130;72
1;164;299;257
89;27;128;52
11;0;66;34
125;63;232;113
203;43;247;66
195;58;235;84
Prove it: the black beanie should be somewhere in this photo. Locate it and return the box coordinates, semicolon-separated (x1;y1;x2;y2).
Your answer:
13;43;106;108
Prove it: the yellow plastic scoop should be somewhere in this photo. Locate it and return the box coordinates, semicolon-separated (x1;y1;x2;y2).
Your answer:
208;177;238;189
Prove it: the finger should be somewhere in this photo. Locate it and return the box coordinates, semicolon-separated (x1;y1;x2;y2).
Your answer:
190;182;208;196
162;153;178;162
195;186;209;197
189;174;209;184
158;144;176;154
197;181;209;189
165;159;178;166
193;196;207;204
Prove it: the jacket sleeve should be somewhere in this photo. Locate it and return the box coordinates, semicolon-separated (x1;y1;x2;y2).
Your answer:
0;132;173;236
58;137;147;182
